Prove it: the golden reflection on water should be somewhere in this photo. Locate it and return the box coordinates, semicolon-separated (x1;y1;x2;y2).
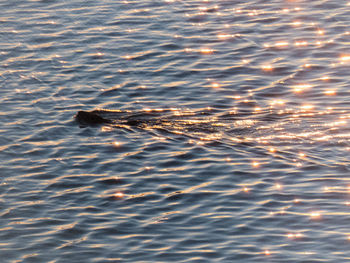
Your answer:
324;90;336;96
275;183;283;191
294;40;308;47
92;100;350;154
113;192;124;199
112;141;121;147
340;55;350;62
261;64;273;71
242;186;250;193
291;20;302;27
211;82;220;88
269;147;276;153
287;233;303;239
309;211;322;220
269;99;285;106
6;0;350;261
264;41;289;49
217;33;236;40
90;1;350;250
200;48;215;54
294;199;301;204
292;84;312;93
251;161;260;168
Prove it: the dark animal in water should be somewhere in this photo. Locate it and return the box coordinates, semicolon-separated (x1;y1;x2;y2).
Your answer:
75;108;230;135
76;111;112;125
75;107;348;146
75;110;161;127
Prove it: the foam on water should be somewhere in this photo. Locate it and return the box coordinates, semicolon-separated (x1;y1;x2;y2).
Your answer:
2;0;350;262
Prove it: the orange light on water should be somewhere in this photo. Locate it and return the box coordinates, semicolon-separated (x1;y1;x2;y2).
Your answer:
294;41;308;47
248;10;258;16
262;64;273;71
113;192;124;198
252;161;260;168
101;126;113;132
123;55;132;60
274;41;289;48
310;211;321;219
211;82;220;88
293;198;301;203
200;48;214;54
287;233;303;239
324;90;336;96
93;52;104;57
291;20;302;26
113;141;121;147
270;99;285;106
242;186;250;193
340;55;350;61
327;120;347;127
299;152;306;158
275;183;283;190
217;34;234;39
317;29;324;35
340;55;350;65
300;105;314;112
293;84;312;93
269;147;276;153
264;250;271;256
294;232;303;238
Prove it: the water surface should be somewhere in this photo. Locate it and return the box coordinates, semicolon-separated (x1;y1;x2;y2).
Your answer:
2;0;350;262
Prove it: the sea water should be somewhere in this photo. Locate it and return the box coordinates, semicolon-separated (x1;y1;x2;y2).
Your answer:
1;0;350;262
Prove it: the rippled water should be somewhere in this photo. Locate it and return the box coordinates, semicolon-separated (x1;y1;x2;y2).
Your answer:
2;0;350;262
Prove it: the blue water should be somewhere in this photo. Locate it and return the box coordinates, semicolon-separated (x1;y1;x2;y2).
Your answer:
2;0;350;262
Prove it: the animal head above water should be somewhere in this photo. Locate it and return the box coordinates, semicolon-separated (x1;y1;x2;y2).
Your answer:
75;111;111;125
